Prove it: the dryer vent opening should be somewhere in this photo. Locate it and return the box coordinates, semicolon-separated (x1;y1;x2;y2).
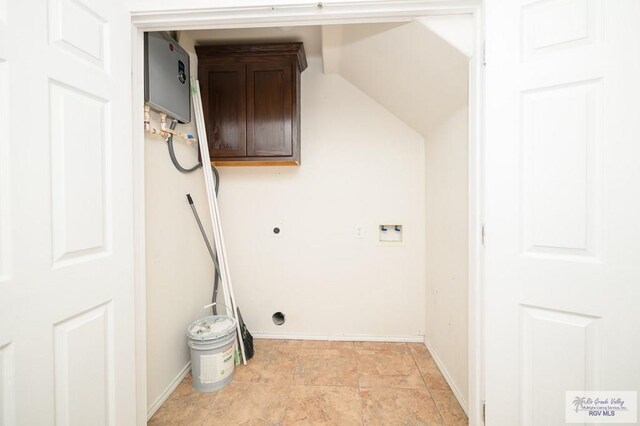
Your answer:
272;312;285;326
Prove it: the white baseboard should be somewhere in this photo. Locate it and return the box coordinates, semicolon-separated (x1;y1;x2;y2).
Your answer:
147;362;191;421
251;332;424;343
423;336;469;415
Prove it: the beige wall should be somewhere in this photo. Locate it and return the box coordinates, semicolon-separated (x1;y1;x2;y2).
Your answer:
424;106;469;408
146;46;427;412
324;21;469;137
216;57;427;338
326;20;471;408
146;23;471;415
145;32;215;414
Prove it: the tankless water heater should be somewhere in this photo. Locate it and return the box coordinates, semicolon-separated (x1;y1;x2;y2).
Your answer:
144;32;191;123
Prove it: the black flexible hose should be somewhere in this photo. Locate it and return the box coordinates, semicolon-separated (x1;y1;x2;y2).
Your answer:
168;119;222;315
167;121;202;173
211;164;220;195
166;120;220;195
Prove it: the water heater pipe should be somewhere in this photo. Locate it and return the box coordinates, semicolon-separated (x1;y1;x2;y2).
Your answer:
144;106;196;144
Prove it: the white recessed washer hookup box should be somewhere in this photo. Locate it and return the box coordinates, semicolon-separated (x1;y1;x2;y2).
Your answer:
379;224;403;243
144;32;191;123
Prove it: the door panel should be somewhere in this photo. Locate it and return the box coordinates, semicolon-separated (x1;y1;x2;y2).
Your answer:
0;0;134;425
520;78;602;259
0;0;9;287
247;61;293;157
485;0;640;424
0;342;15;425
50;81;110;266
519;306;601;425
0;1;12;423
200;62;247;157
53;302;113;425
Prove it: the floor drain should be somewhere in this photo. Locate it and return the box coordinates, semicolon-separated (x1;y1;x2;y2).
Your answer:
272;312;285;325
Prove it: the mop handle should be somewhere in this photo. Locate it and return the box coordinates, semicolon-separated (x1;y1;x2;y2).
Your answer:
187;194;220;271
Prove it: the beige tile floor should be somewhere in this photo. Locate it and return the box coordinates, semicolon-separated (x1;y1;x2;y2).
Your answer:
149;339;468;426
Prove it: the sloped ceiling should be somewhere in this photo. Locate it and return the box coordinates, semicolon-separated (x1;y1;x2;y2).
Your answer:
321;21;469;138
418;15;474;58
189;19;470;138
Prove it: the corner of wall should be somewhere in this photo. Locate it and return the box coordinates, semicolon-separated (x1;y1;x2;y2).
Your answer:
424;105;470;407
146;362;191;421
423;335;469;414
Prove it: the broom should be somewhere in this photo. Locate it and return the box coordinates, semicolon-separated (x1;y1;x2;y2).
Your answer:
187;193;254;361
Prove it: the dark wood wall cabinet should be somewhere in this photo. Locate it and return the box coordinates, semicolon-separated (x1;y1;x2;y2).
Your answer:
196;43;307;166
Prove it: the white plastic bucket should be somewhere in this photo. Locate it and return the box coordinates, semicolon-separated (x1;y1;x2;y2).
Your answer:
187;315;237;392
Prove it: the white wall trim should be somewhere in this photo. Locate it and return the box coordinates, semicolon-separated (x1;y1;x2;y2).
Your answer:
424;335;469;415
129;1;480;31
252;333;424;342
146;362;191;421
467;8;485;425
132;25;148;426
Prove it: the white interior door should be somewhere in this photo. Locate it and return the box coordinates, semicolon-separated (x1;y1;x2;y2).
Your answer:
485;0;640;424
0;0;135;425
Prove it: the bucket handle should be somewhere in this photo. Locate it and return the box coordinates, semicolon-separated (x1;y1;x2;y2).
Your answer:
203;302;234;315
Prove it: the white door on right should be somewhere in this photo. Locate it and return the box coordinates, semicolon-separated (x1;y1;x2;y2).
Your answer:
485;1;640;425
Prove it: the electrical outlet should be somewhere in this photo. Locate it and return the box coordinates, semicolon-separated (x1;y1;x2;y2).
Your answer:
355;225;364;239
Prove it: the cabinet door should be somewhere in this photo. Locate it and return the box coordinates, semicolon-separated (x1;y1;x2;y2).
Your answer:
200;62;246;157
247;60;293;157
